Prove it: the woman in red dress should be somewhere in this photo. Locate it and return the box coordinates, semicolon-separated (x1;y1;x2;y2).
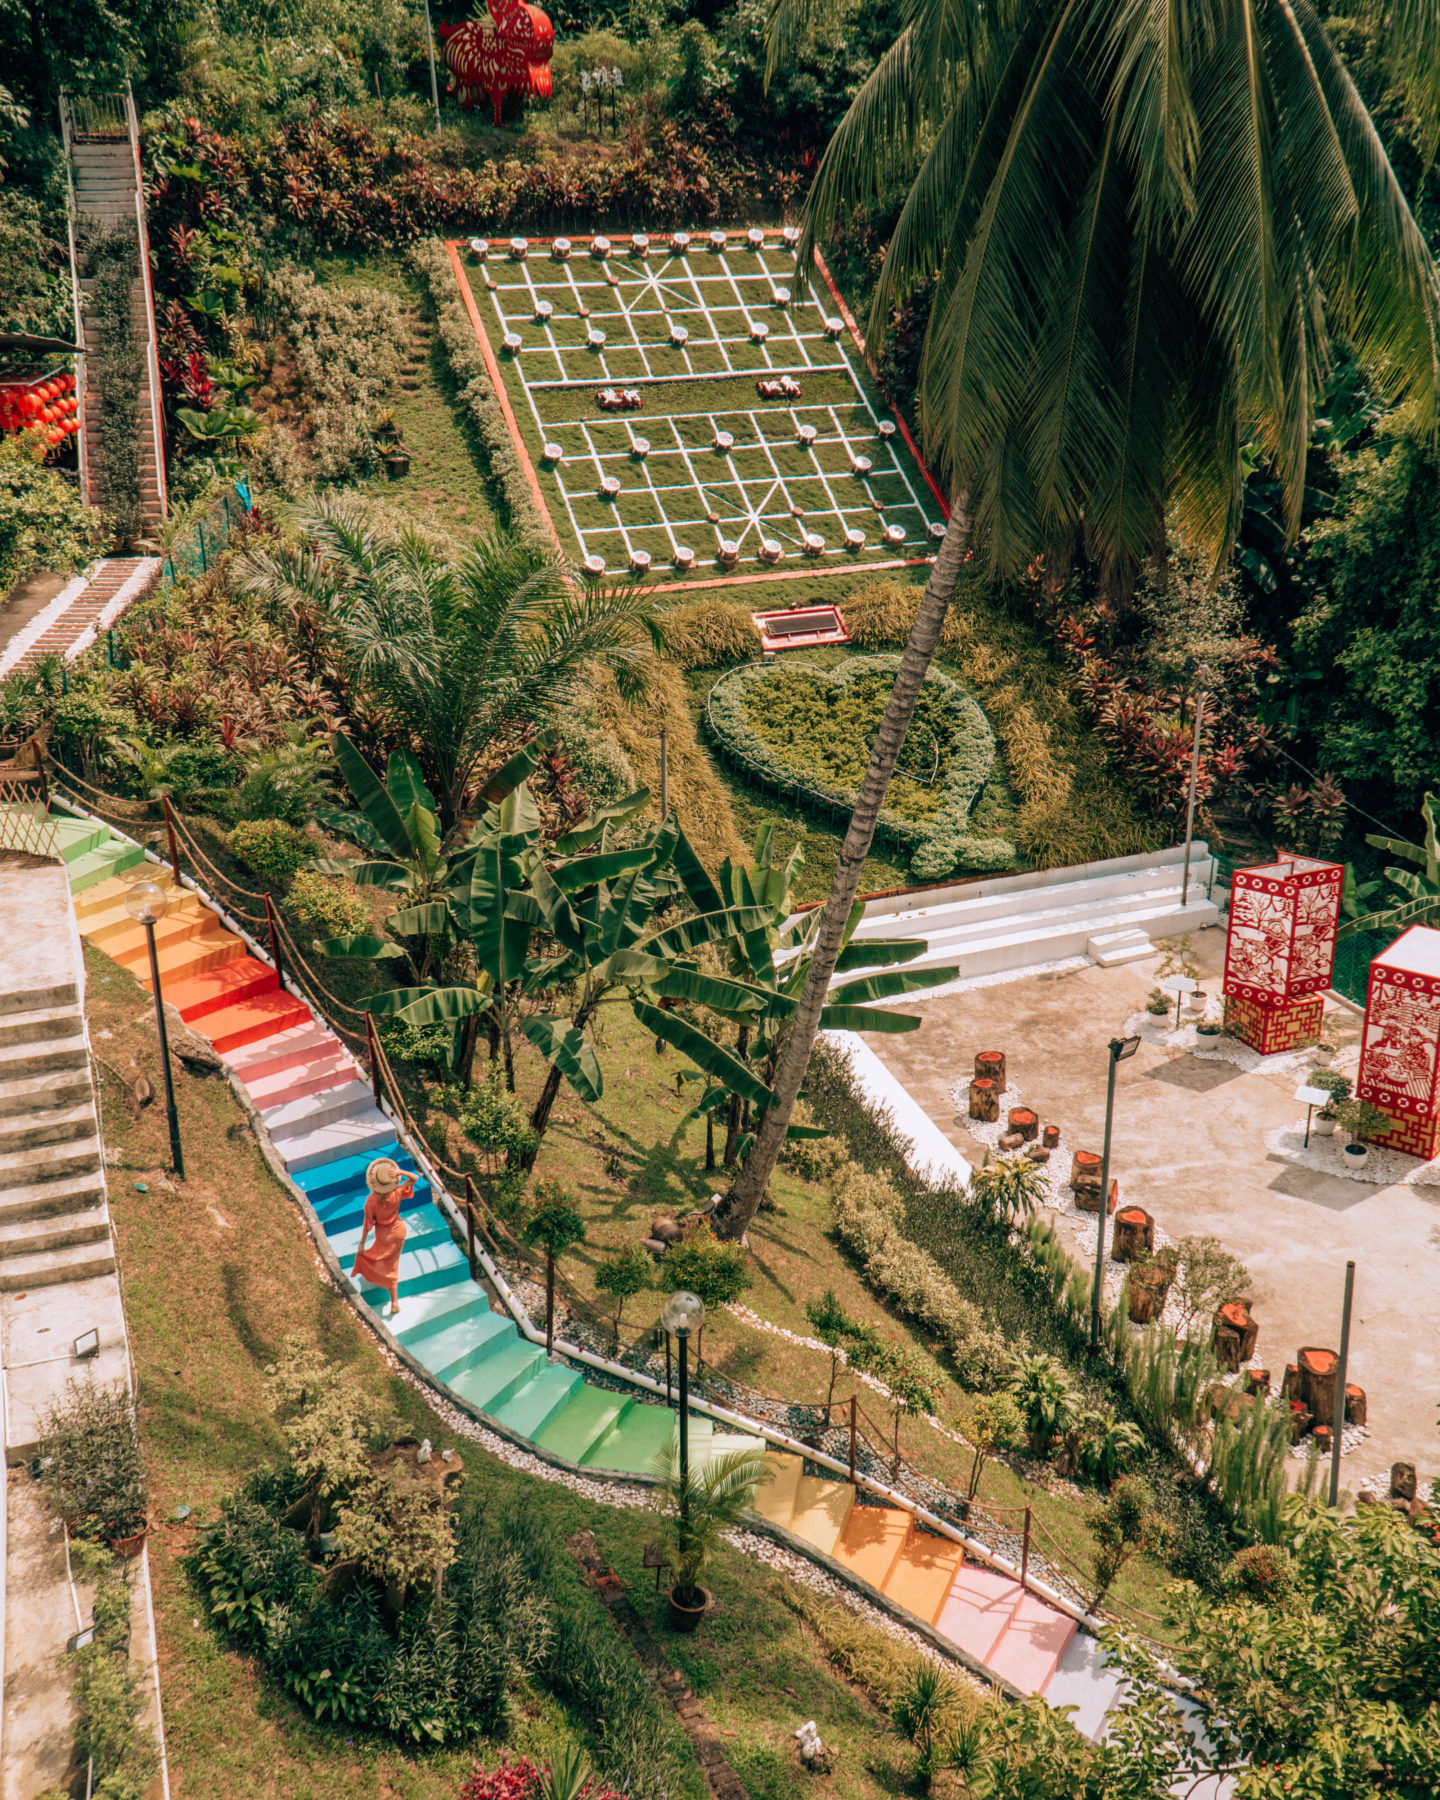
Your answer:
352;1158;414;1317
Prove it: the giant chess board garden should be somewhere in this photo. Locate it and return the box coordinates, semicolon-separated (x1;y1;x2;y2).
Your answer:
456;227;949;581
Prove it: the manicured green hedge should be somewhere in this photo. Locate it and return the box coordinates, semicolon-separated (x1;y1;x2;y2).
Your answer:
705;655;1014;877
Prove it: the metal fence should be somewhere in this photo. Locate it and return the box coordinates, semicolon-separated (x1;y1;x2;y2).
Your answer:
1331;926;1400;1008
159;479;252;590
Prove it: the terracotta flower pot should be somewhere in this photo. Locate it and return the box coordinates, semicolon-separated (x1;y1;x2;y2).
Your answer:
109;1520;149;1559
384;451;411;479
667;1584;712;1632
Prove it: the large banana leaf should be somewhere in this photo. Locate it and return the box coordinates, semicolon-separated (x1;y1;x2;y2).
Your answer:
401;798;442;876
475;733;553;806
670;819;723;915
314;811;388;856
332;731;416;862
829;966;954;1004
817;1003;922;1033
549;846;660;894
643;966;770;1013
385;902;450;937
385;748;438;821
598;864;656;957
316;933;408;960
632;1001;775;1107
644;905;777;960
832;937;928;971
553;788;652;854
365;984;489;1023
463;842;532;985
345;858;416;890
529;862;587;957
521;1014;603;1102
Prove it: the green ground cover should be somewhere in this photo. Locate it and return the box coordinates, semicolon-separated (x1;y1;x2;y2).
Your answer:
462;237;945;580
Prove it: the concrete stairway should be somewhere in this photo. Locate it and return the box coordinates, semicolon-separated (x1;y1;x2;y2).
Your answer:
62;812;762;1479
63;100;167;526
751;1452;1080;1698
835;844;1219;985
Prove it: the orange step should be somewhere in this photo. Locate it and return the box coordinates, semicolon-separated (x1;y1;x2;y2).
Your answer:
832;1502;910;1591
883;1521;966;1626
193;989;311;1054
163;956;280;1023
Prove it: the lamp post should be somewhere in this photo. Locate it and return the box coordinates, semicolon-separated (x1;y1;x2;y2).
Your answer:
660;1290;705;1528
1090;1035;1140;1346
125;881;185;1180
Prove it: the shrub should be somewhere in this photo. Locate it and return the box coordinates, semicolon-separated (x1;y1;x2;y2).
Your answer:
661;1223;751;1311
233;728;333;825
38;1380;147;1542
557;717;636;809
1088;1475;1172;1607
595;1246;651;1342
1010;1354;1081;1459
63;1540;159;1800
287;869;371;939
189;1487;318;1652
0;429;108;592
706;655;1015;878
658;598;762;669
456;1072;537;1161
229;817;309;883
544;1597;691;1799
828;1161;1010;1389
380;1015;455;1064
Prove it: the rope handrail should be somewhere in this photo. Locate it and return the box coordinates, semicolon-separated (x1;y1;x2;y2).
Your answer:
51;761;157;819
164;807;269;907
268;908;372;1027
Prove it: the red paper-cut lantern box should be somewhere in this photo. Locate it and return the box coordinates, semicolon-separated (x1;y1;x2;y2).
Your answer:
1222;856;1342;1054
1356;926;1440;1159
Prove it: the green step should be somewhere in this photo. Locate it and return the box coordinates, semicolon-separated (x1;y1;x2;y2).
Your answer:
413;1308;515;1382
536;1383;630;1462
66;840;144;892
394;1286;492;1343
489;1361;584;1439
447;1338;545;1413
50;818;108;861
582;1399;678;1475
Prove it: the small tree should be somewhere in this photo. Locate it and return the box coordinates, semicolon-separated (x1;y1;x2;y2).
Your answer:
890;1660;966;1794
877;1344;939;1477
264;1333;378;1541
662;1223;751;1371
965;1392;1025;1501
1078;1406;1147;1488
805;1288;864;1412
1088;1475;1172;1610
595;1246;650;1346
1170;1237;1253;1339
523;1183;588;1356
969;1153;1050;1224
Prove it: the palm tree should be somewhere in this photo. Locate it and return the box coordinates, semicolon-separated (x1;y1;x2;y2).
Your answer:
237;495;662;831
712;0;1440;1242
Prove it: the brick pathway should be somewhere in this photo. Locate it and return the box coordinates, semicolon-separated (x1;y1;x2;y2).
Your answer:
0;557;159;675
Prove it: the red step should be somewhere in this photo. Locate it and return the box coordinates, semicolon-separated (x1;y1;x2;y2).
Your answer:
195;990;312;1054
162;956;280;1023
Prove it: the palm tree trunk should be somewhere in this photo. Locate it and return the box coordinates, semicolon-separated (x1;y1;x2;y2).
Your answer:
711;495;973;1241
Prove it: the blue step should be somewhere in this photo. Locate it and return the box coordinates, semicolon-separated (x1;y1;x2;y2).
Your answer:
291;1142;410;1201
313;1178;433;1235
489;1361;586;1439
447;1338;546;1413
354;1236;467;1300
329;1203;452;1263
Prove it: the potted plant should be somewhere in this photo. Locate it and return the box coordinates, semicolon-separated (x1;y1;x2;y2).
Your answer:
649;1442;769;1631
1331;1097;1391;1166
37;1380;148;1552
1144;987;1171;1017
1308;1069;1351;1137
371;406;402;446
1313;1038;1338;1069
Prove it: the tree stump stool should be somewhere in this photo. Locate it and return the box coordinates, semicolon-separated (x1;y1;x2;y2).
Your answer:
1298;1347;1339;1424
1074;1178;1118;1216
1390;1461;1417;1502
1244;1368;1271;1397
1070;1149;1102;1188
968;1078;1000;1122
1313;1423;1333;1455
1007;1107;1038;1142
1025;1144;1051;1164
1288;1404;1312;1443
1280;1364;1302;1402
1042;1124;1061;1149
998;1130;1026;1152
1211;1300;1259;1372
1127;1262;1172;1323
974;1050;1006;1088
1345;1384;1367;1427
1111;1206;1154;1263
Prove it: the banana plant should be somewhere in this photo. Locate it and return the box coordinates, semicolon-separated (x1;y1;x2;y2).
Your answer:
1336;793;1440;940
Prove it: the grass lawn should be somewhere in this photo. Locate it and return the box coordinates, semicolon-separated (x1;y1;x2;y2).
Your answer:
83;945;935;1799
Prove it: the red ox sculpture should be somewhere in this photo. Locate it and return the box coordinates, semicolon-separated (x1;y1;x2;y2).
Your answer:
439;0;554;127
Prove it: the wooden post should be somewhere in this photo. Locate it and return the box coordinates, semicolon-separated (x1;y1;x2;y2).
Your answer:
848;1393;857;1485
1021;1506;1031;1589
161;795;181;882
1041;1124;1061;1149
1298;1346;1339;1425
28;738;48;809
1007;1107;1038;1142
464;1173;478;1281
264;892;284;990
366;1011;383;1108
968;1078;1000;1122
1111;1206;1154;1262
1211;1299;1259;1372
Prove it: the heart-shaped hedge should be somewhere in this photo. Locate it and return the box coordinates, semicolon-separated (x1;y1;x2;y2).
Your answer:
705;656;1015;878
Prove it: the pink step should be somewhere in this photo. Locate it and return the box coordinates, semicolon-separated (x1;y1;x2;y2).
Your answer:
984;1590;1077;1695
934;1562;1022;1667
225;1022;337;1080
196;990;312;1054
242;1050;355;1110
165;956;279;1023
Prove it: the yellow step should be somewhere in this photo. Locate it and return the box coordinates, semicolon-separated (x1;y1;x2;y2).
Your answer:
89;895;222;956
787;1474;855;1558
73;865;179;922
113;927;246;986
750;1452;805;1528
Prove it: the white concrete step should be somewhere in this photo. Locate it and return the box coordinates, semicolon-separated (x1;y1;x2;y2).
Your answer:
0;1068;93;1117
259;1079;374;1137
0;1004;85;1050
0;1236;116;1291
0;982;79;1019
0;1031;88;1077
0;1101;96;1157
1086;927;1154;967
0;1201;111;1260
0;1170;107;1225
0;1133;103;1193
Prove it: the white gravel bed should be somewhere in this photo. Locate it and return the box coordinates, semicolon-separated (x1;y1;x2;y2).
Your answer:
1263;1123;1440;1188
1123;1009;1341;1077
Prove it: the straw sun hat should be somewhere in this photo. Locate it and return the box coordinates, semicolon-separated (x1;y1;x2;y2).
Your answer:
365;1157;406;1194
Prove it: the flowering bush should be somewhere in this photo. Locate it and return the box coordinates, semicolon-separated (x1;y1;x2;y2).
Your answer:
229;817;309;883
287;870;371;939
457;1757;627;1800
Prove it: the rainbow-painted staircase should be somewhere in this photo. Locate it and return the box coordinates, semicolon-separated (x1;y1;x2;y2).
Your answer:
55;809;1126;1719
58;812;762;1476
